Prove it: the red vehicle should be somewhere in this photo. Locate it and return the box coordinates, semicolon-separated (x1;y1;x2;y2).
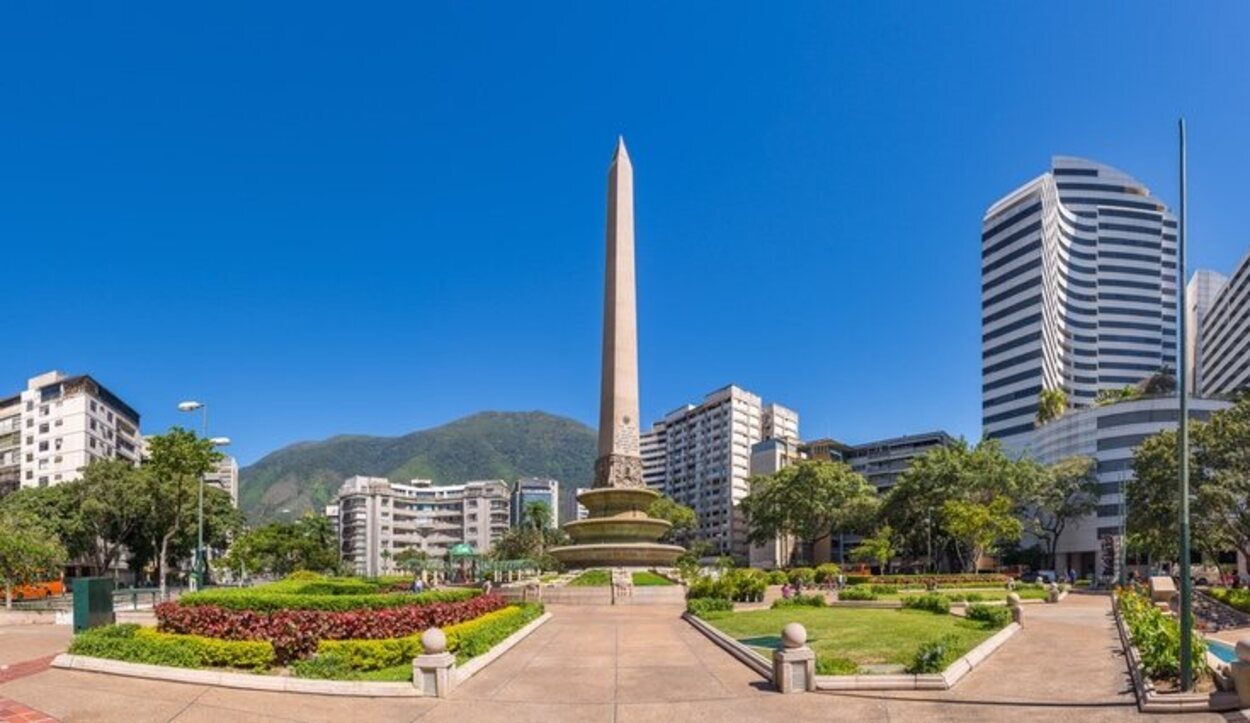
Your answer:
11;576;65;601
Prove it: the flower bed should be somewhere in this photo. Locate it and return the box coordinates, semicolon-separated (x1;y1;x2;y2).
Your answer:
177;587;477;612
69;624;275;671
1116;586;1207;684
294;603;544;679
156;594;508;662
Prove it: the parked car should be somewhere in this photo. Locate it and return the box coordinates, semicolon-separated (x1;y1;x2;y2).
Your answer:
1020;570;1058;584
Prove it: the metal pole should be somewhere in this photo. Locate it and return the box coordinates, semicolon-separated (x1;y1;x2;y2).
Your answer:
1177;117;1193;692
197;405;207;590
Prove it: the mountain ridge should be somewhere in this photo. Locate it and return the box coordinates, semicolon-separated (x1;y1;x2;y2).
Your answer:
239;410;597;522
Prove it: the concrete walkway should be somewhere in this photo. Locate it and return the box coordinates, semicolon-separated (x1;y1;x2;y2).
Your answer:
0;596;1236;721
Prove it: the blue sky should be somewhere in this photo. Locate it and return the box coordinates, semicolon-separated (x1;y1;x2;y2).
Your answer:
3;3;1248;465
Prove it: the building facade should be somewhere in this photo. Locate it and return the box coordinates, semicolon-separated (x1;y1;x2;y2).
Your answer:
512;477;559;528
561;487;590;524
336;476;510;577
746;436;805;569
0;371;142;495
1196;253;1250;396
206;454;240;507
1016;396;1229;578
1187;268;1227;394
649;385;797;559
982;157;1179;445
640;421;668;491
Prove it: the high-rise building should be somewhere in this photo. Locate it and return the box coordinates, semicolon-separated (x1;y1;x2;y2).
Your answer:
982;157;1178;446
747;436;806;569
561;487;590;524
336;476;510;577
205;454;240;507
512;477;559;528
1187;269;1227;393
1196;253;1250;396
0;371;142;496
649;385;797;559
640;421;668;491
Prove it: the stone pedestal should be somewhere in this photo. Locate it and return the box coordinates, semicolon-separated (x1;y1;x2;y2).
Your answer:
1007;592;1023;627
772;623;816;694
1045;583;1060;604
412;628;456;698
1231;640;1250;708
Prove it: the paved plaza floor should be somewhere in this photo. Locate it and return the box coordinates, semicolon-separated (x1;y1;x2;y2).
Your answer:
0;594;1239;722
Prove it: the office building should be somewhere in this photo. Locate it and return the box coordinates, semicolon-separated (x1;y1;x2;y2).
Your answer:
640;421;668;491
0;371;142;496
205;454;240;507
1196;253;1250;396
649;385;797;559
512;477;559;528
561;487;590;524
1017;396;1228;578
336;476;510;577
982;157;1178;446
747;436;805;569
1187;269;1227;393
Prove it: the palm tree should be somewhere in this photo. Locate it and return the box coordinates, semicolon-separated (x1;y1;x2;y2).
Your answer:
523;501;553;554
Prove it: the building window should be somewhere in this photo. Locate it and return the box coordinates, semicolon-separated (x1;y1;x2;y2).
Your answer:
38;423;49;434
40;405;48;416
38;441;48;452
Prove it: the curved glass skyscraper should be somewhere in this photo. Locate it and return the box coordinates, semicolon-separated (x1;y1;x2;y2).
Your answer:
981;157;1178;444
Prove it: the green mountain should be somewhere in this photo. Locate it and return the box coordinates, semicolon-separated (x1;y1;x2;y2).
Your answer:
239;411;597;522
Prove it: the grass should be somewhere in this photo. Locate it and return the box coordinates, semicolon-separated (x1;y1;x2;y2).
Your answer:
632;571;675;586
701;607;1002;674
568;570;611;586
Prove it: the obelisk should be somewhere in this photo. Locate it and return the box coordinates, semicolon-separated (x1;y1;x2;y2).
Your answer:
594;136;644;489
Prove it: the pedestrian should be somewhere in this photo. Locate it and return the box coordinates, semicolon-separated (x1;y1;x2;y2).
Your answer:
781;583;793;599
1067;568;1076;585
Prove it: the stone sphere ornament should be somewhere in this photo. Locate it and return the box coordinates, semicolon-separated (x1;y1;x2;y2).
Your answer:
781;622;807;649
1007;592;1022;608
422;627;448;655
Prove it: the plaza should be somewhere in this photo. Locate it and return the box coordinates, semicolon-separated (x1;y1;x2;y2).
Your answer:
0;594;1233;722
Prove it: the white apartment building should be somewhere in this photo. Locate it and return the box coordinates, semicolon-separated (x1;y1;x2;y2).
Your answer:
1196;252;1250;396
982;157;1179;446
650;385;798;560
336;476;510;577
205;454;240;507
1015;396;1229;578
640;421;668;491
1187;269;1227;393
0;371;142;495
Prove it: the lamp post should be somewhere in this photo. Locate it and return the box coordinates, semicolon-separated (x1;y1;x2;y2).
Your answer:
177;401;230;591
1177;118;1194;692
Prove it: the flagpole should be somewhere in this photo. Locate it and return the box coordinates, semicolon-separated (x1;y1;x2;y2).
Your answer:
1177;116;1193;692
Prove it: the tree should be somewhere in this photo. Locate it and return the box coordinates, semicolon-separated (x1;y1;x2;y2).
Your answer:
1096;386;1140;406
1139;367;1177;396
648;496;697;544
0;509;66;609
850;525;897;572
943;497;1022;573
880;438;1030;572
393;547;429;580
219;515;339;578
1020;456;1099;569
74;460;149;578
1036;389;1067;425
142;428;221;596
742;460;878;564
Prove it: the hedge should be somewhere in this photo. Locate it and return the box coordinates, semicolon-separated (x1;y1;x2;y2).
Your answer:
299;603;544;675
837;585;877;601
965;604;1012;628
771;593;827;609
686;598;734;617
176;587;478;612
69;624;275;672
157;593;508;662
901;593;951;614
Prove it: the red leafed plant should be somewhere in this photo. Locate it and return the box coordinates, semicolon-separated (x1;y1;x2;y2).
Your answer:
155;594;508;662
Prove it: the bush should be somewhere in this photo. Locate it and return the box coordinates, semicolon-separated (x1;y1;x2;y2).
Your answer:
686;598;734;617
771;593;827;609
964;604;1011;628
907;634;956;674
157;593;509;662
687;569;765;602
310;603;544;671
787;567;816;586
178;587;478;612
837;586;878;601
70;624;275;671
766;570;788;585
902;594;951;614
1118;587;1207;682
1209;587;1250;613
814;563;842;584
871;574;1008;587
869;584;898;595
844;574;871;586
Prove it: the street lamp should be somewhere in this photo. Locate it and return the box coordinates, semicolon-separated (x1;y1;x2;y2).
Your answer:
177;402;229;591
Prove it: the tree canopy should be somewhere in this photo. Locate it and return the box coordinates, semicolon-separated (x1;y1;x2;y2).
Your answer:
742;460;878;564
0;508;67;609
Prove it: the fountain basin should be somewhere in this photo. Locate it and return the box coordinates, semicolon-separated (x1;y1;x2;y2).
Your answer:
564;517;672;544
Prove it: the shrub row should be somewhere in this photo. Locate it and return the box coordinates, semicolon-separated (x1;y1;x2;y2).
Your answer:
844;574;1010;587
1208;587;1250;614
686;598;734;617
901;594;951;614
301;603;545;675
176;587;478;612
837;585;878;601
69;624;275;671
1118;586;1207;681
156;593;508;662
964;604;1012;628
771;593;827;609
687;569;766;602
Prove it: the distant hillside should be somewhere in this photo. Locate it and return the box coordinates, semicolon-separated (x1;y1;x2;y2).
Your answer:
239;411;596;522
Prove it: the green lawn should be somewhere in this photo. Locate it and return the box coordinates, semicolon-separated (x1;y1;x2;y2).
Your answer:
632;571;675;586
702;607;1003;674
568;570;611;586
